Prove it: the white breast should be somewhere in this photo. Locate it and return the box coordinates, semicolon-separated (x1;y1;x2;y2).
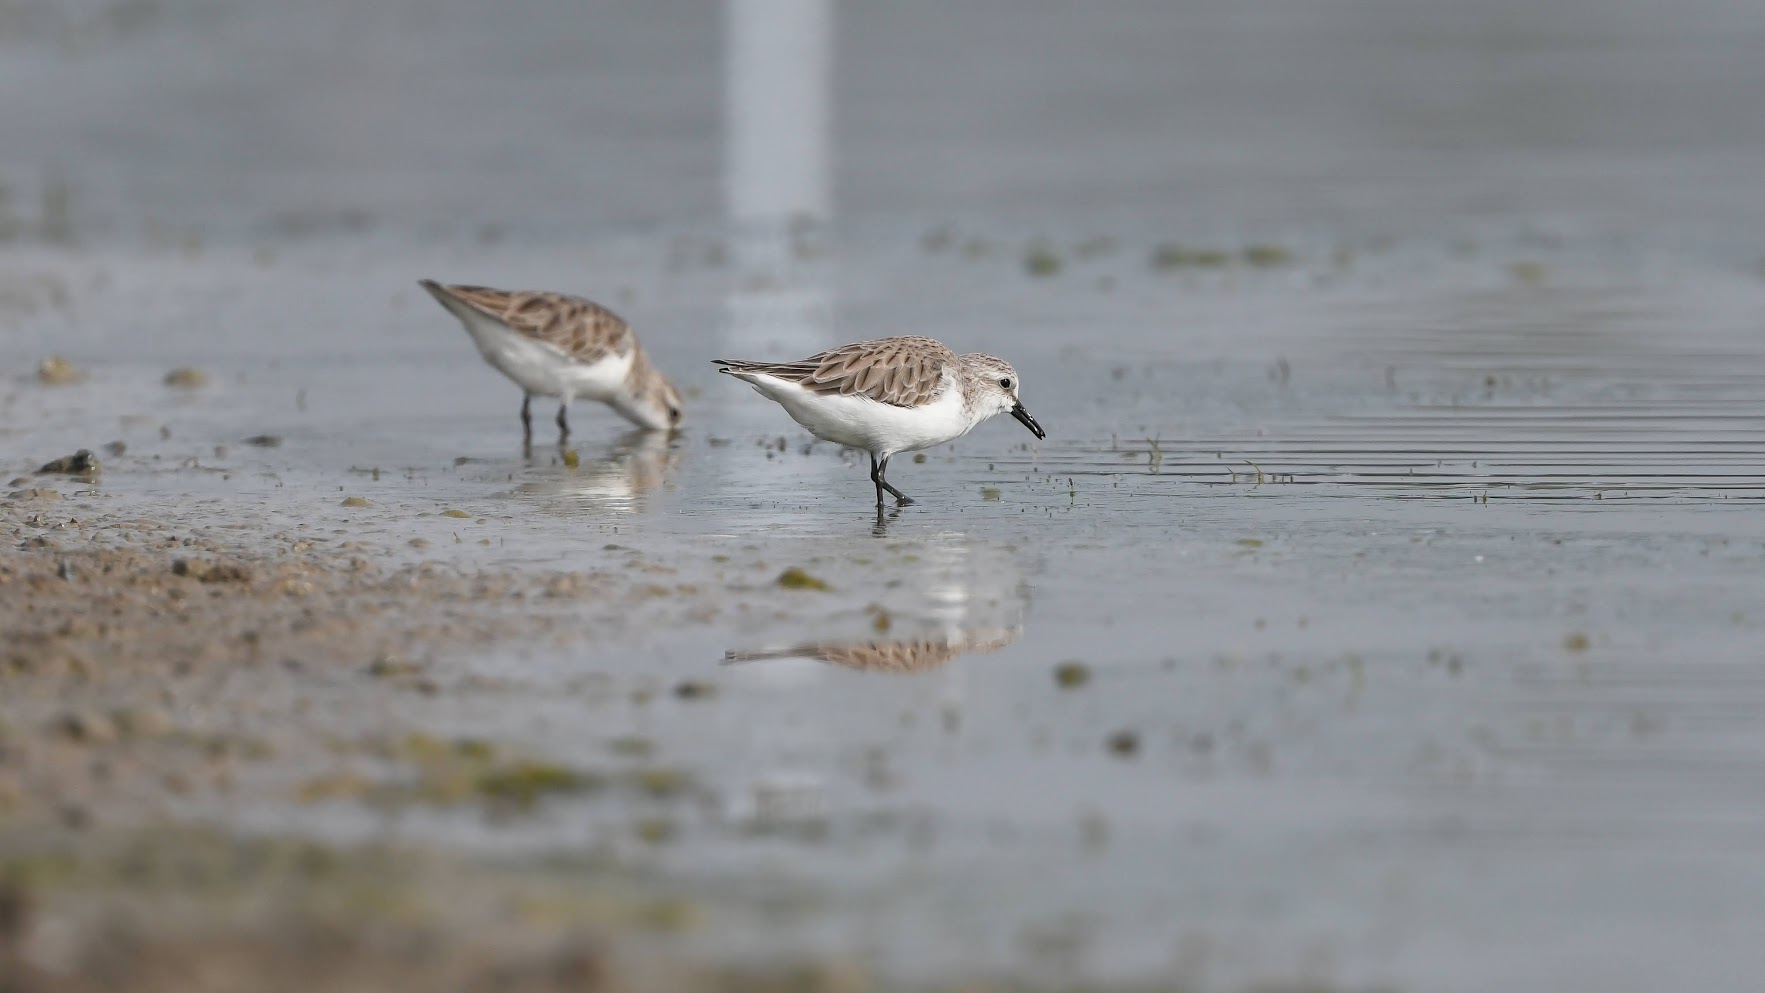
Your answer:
737;370;976;457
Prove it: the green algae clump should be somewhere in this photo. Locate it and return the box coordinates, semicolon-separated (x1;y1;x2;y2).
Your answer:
1054;661;1091;689
776;567;830;591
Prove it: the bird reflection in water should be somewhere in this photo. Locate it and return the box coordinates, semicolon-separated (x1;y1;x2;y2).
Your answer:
727;532;1026;673
871;506;901;537
508;428;678;515
724;626;1020;674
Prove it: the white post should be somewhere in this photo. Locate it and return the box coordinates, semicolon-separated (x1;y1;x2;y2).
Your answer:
724;0;832;225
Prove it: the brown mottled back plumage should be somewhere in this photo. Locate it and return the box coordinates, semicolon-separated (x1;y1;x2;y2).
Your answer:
423;282;634;365
714;335;954;407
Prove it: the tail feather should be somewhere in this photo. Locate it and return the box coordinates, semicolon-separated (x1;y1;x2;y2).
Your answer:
713;359;772;383
713;359;818;381
418;279;477;323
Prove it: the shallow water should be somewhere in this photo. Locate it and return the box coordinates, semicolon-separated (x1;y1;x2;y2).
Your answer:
7;1;1765;991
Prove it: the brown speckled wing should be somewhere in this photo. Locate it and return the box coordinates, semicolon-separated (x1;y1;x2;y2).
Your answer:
428;282;634;364
716;336;954;408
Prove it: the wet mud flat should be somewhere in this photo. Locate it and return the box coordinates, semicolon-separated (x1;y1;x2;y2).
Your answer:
0;504;706;991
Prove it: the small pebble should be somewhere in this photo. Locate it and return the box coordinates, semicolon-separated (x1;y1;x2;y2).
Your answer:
171;558;251;583
1242;244;1293;267
673;680;716;700
110;707;173;740
55;711;115;745
1152;244;1231;270
1054;661;1091;689
36;450;100;475
635;817;676;844
37;356;86;385
367;654;423;679
1023;243;1063;278
1106;729;1141;757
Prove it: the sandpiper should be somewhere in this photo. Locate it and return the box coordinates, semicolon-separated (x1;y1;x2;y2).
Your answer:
714;335;1044;505
419;280;682;445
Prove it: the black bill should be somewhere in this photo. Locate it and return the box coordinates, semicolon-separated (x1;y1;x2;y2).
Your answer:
1010;402;1046;440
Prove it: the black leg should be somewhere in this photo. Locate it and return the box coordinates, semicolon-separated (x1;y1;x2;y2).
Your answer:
869;455;884;506
520;395;534;445
869;455;914;506
556;402;570;444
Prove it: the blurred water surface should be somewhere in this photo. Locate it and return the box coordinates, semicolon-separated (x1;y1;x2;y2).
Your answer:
2;0;1764;240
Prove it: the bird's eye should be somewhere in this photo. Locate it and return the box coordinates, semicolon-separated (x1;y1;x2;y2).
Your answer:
999;377;1013;390
668;406;682;424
